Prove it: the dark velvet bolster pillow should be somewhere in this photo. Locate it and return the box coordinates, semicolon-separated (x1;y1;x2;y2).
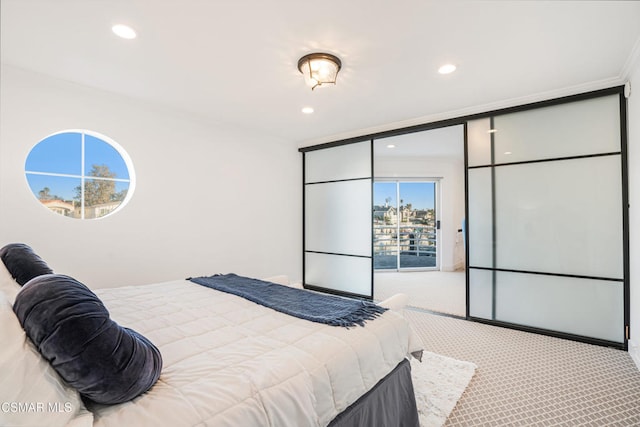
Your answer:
0;243;53;285
13;274;162;404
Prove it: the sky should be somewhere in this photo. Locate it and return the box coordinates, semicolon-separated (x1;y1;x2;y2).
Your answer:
374;181;435;210
24;132;130;200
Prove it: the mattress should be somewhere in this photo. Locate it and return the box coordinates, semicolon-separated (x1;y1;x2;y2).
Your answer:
89;279;416;427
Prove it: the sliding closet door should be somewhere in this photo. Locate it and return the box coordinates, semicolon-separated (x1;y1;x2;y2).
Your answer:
466;91;628;348
303;141;373;298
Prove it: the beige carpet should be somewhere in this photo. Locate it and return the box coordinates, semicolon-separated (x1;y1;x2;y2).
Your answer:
405;309;640;426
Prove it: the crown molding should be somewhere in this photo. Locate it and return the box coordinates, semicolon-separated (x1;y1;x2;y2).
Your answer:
621;35;640;82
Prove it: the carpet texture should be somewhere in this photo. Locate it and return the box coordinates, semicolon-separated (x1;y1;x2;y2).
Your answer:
405;309;640;426
412;351;476;427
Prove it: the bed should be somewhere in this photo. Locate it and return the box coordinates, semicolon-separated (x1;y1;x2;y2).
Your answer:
0;244;422;427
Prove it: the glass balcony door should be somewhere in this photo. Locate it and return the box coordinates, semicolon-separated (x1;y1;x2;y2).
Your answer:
374;180;438;271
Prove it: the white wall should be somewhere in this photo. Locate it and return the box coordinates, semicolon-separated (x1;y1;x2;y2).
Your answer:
375;156;465;272
0;65;302;289
628;58;640;369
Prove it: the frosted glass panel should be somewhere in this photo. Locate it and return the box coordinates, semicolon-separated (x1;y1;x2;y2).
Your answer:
469;269;493;319
467;168;493;268
467;118;492;167
495;155;623;278
305;141;371;183
305;252;371;296
305;179;372;257
493;95;620;164
495;272;623;343
466;93;625;346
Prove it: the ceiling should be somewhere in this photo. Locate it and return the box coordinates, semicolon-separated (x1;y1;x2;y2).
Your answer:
2;1;639;146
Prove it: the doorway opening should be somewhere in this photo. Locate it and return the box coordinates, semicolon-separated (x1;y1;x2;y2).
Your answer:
373;125;465;316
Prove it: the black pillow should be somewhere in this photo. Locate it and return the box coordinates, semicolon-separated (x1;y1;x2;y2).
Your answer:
0;243;53;285
13;274;162;404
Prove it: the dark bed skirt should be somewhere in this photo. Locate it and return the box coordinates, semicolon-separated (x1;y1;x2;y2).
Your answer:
328;358;420;427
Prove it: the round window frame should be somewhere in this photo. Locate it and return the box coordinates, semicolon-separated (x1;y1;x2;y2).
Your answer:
24;129;136;220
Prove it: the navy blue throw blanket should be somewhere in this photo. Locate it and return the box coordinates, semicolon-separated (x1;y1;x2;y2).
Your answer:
189;274;387;328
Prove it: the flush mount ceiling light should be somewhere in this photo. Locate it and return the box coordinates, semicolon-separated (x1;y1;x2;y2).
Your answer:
301;106;314;114
297;53;342;90
112;24;137;39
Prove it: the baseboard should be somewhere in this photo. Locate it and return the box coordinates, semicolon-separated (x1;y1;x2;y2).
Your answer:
629;339;640;372
441;264;463;272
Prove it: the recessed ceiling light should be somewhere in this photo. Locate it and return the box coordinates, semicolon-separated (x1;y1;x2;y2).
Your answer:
438;64;456;74
504;151;512;155
387;144;396;149
301;107;314;114
112;24;137;39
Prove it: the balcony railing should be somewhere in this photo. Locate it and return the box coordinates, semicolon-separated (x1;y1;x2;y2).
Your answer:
373;224;436;257
373;224;437;269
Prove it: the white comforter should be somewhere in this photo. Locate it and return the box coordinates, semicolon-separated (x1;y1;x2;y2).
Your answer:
91;279;414;427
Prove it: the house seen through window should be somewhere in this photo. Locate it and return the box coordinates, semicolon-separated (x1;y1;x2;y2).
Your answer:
25;130;135;219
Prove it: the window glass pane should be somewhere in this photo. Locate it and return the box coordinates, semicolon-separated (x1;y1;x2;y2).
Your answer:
305;141;371;183
113;181;129;202
84;134;129;180
305;179;372;257
374;182;398;270
398;182;436;269
494;156;623;279
25;132;81;175
374;182;397;210
83;179;129;219
469;268;493;319
467;118;492;167
493;95;620;164
26;174;81;218
305;252;371;296
495;272;623;343
467;168;493;268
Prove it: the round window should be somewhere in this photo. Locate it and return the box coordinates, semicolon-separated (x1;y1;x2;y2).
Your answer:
25;130;135;219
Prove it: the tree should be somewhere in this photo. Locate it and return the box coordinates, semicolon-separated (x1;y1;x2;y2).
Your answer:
38;187;65;201
75;164;117;206
38;187;52;200
112;188;127;202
